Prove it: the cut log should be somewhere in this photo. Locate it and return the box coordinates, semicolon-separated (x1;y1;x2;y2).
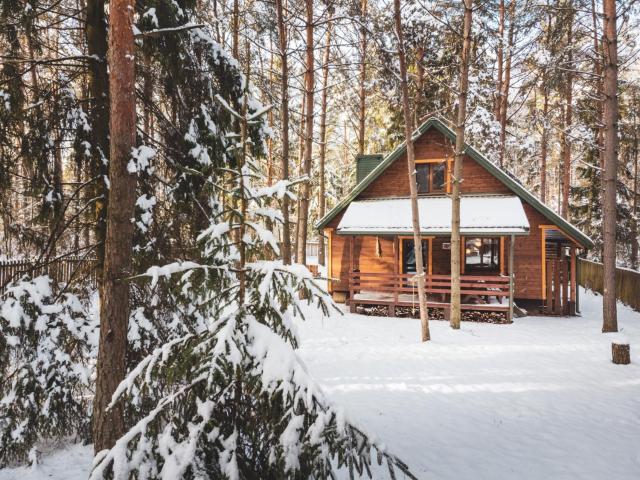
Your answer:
612;342;630;365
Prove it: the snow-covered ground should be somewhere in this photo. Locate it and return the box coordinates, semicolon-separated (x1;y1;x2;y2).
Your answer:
2;288;639;479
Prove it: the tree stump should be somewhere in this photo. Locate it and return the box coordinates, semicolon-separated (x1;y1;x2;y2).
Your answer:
612;341;630;365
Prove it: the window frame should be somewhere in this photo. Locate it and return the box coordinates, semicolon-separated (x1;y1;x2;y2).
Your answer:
415;159;451;195
464;237;501;274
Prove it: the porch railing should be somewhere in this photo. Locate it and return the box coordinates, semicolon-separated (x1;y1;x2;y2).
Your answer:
348;271;512;318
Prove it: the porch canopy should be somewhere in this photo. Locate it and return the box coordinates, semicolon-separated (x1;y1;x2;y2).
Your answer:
336;194;530;236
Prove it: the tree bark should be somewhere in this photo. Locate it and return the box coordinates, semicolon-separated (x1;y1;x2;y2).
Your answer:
85;0;109;281
296;0;314;266
394;0;430;341
601;0;618;333
94;0;137;453
450;0;473;330
494;0;505;119
540;88;549;203
357;0;368;155
631;119;639;269
498;0;514;168
561;3;574;219
275;0;291;265
318;16;332;267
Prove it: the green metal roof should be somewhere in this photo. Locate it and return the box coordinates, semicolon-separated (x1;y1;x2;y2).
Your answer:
315;116;594;249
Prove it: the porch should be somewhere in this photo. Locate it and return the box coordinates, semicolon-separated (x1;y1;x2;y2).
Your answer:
349;271;513;321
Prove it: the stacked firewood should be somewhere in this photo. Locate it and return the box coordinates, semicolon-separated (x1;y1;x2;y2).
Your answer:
356;305;510;324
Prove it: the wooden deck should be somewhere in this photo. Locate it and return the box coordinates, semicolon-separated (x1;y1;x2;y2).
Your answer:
348;271;513;320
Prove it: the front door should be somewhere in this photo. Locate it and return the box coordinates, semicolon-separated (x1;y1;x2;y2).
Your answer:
401;239;429;274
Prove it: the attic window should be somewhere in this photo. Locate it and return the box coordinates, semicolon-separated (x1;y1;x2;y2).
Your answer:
416;161;447;194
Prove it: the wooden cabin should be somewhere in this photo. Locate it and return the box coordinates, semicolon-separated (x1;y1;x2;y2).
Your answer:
316;117;593;321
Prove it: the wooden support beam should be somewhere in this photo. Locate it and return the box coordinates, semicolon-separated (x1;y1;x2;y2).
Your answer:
570;246;577;315
508;234;514;322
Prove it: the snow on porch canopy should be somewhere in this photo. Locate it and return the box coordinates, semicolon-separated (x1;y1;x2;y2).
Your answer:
336;194;530;236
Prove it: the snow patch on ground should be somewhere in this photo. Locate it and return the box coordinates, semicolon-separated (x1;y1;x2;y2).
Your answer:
295;288;640;479
2;289;639;479
0;443;92;480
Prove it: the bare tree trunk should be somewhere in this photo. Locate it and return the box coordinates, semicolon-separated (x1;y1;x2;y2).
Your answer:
414;46;425;125
591;0;605;171
232;0;239;58
318;15;332;267
498;0;514;168
94;0;137;452
631;127;638;270
450;0;473;330
631;119;638;270
393;0;430;342
540;88;549;203
294;93;306;260
494;0;505;119
85;0;109;280
296;0;314;266
276;0;291;264
357;0;368;155
561;4;574;219
601;0;618;333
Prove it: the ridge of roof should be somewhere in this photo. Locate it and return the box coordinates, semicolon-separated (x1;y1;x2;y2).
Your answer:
315;116;594;249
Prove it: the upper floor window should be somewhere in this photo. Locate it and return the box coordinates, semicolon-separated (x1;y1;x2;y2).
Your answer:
416;161;447;194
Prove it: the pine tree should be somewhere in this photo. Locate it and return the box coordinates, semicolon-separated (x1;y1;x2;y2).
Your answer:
90;86;415;480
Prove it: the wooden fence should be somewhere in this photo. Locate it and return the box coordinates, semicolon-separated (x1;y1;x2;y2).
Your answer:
0;257;98;293
578;258;640;311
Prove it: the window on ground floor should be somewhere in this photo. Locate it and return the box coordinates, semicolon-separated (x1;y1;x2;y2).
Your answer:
465;237;500;273
402;239;429;274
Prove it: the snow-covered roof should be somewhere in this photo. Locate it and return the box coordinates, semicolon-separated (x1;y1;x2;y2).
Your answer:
316;117;593;248
336;195;530;236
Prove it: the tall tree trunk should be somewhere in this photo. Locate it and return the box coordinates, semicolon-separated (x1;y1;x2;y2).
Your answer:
630;126;638;269
94;0;137;452
393;0;430;342
561;3;574;219
450;0;473;330
601;0;618;332
357;0;368;155
85;0;109;280
294;93;306;260
494;0;505;119
540;88;549;203
275;0;291;264
498;0;514;167
414;46;425;126
591;0;605;171
296;0;314;266
318;16;332;267
232;0;239;59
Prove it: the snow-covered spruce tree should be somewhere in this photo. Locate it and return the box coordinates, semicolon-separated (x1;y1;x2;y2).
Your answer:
0;276;97;466
90;92;416;480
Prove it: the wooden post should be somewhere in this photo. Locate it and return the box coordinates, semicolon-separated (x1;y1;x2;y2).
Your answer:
349;236;355;313
553;258;561;315
545;260;553;314
560;247;569;315
569;246;577;315
508;234;514;322
391;236;399;317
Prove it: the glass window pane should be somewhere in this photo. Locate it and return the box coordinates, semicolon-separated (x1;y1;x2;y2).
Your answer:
432;162;446;191
402;239;429;273
465;237;500;272
416;164;429;194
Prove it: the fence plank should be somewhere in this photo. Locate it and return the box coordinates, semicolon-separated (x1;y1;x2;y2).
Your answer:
0;257;98;293
578;258;640;312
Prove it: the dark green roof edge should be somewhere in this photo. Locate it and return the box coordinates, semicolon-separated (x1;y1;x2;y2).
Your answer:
316;116;594;249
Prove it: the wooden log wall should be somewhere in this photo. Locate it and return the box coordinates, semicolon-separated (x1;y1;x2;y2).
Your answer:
578;258;640;312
